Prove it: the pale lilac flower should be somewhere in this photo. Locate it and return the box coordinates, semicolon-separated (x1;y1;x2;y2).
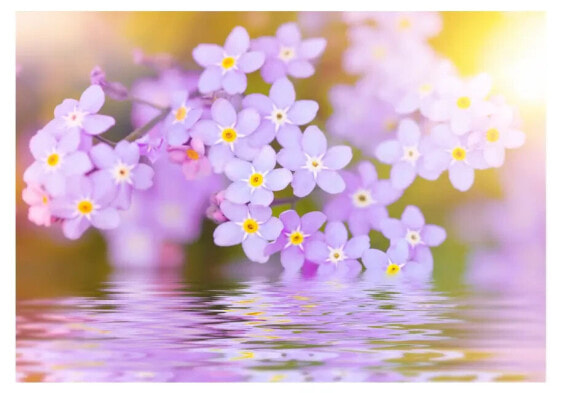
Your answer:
252;22;326;83
90;141;155;210
424;124;487;191
192;98;261;173
136;133;165;163
162;91;203;146
470;98;525;167
22;184;52;227
242;77;318;147
223;145;292;206
375;118;442;189
193;26;265;95
380;205;446;265
373;12;442;41
44;85;115;137
424;73;494;135
50;173;120;239
362;241;433;282
264;210;326;272
167;137;212;180
213;201;282;263
23;129;93;196
324;161;402;236
305;221;370;277
206;190;227;224
277;126;352;197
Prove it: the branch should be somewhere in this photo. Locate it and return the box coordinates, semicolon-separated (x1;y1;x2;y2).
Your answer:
124;108;171;143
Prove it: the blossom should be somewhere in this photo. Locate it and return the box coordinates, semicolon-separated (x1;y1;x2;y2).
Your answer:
44;85;115;137
305;221;370;277
162;91;203;146
193;98;261;173
424;124;487;191
424;73;494;135
193;26;265;95
324;161;402;236
374;118;441;189
380;205;446;265
90;140;155;210
277;126;352;197
22;184;52;227
372;12;442;41
50;173;120;239
223;145;292;206
206;190;227;224
252;22;326;83
470;98;525;167
264;210;326;272
242;77;318;147
213;201;282;263
362;241;433;282
167;137;212;180
23;129;93;196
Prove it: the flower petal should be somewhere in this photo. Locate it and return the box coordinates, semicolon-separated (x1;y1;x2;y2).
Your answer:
277;22;301;46
238;51;265;73
277;148;306;171
449;161;474;191
265;168;292;191
252;145;276;172
198;66;222;94
344;235;370;258
401;205;425;229
375;140;401;164
82;114;115;135
390;161;416;190
193;43;223;67
220;200;248;222
421;224;446;246
242;236;269;263
225;181;252;204
236;108;260;136
131;164;154;190
301;125;326;156
323;145;352;170
325;221;348;248
224;158;253;181
280;210;301;231
259;217;283;241
298;38;326;59
280;247;305;272
305;240;329;263
91;207;120;230
287;100;319;125
317;170;345;194
222;70;247;95
214;221;244;246
291;169;316;197
79;85;104;113
224;26;250;56
270;77;296;109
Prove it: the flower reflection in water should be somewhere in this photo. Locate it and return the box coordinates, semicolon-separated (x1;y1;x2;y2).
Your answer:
16;269;544;382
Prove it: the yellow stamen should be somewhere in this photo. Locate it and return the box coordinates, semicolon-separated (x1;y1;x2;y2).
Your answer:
289;231;304;246
221;56;235;70
243;218;259;234
221;128;237;143
456;96;471;109
46;153;59;167
486;128;500;143
386;263;401;275
398;17;411;30
42;195;48;205
452;147;466;161
249;173;263;187
175;106;187;122
77;200;93;215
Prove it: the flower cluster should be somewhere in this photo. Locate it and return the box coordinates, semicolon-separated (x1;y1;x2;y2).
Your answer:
21;16;524;282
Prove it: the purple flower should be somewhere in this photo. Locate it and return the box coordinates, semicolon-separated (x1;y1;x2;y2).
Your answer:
380;205;446;265
424;124;487;191
324;161;402;236
162;91;203;146
375;118;441;189
305;221;370;277
277;126;352;197
264;210;327;272
193;26;265;95
213;201;282;263
90;66;129;101
167;137;212;180
192;98;261;173
223;145;292;206
23;129;93;197
44;85;115;138
252;22;326;83
242;77;318;147
362;241;433;282
50;173;120;239
90;141;155;210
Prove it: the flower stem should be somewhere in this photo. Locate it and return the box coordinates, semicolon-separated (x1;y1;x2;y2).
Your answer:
93;135;117;147
271;197;298;207
129;96;168;111
124;107;171;143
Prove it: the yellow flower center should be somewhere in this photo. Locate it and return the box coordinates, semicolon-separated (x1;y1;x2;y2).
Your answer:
42;195;48;205
249;173;264;188
46;153;59;167
452;146;467;161
398;17;411;30
486;128;500;143
352;189;373;208
186;149;199;160
383;118;397;131
386;263;401;275
221;128;237;143
456;96;471;109
77;200;93;215
243;218;259;234
278;47;295;62
221;56;236;70
419;83;433;94
289;231;304;246
174;105;187;122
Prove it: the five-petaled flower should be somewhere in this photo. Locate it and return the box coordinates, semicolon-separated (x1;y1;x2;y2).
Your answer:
162;90;203;146
193;26;265;95
277;126;352;197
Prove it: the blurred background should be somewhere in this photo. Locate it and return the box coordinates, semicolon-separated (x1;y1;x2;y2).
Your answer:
16;11;545;299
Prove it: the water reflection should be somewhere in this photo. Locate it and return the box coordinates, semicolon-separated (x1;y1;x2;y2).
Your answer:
16;269;544;382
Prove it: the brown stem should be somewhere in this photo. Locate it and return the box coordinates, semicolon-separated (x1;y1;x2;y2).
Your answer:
124;108;171;143
271;197;298;207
